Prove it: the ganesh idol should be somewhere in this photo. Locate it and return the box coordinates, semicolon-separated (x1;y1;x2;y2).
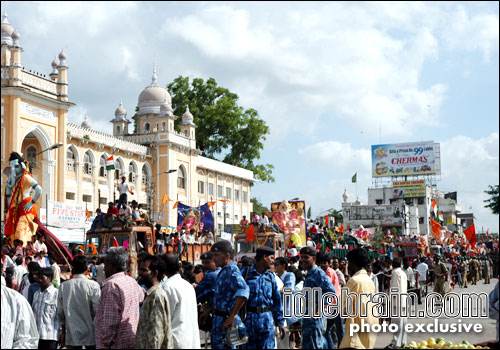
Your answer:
3;152;41;247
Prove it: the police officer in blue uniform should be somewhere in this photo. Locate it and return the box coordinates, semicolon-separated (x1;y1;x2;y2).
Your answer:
200;240;250;349
300;246;336;349
242;246;285;349
195;251;221;306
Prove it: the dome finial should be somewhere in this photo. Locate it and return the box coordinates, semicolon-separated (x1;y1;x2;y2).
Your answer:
1;12;8;24
152;60;158;85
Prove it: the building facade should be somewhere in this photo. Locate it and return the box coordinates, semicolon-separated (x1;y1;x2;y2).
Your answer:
1;14;253;233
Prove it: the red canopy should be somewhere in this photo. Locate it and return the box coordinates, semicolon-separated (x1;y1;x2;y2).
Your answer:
34;217;73;266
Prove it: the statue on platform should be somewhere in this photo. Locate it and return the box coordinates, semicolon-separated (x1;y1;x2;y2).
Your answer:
3;152;41;247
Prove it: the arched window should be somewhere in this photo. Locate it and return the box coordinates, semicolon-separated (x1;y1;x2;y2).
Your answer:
66;148;76;172
144;123;150;133
115;160;122;180
162;122;166;131
177;166;186;189
26;145;37;169
99;156;107;177
142;164;149;185
129;163;137;182
83;151;92;174
116;125;121;134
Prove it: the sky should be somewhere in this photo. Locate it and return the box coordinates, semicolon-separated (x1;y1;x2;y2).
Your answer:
3;1;499;232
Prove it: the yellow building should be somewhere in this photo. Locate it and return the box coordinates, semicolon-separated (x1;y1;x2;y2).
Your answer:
1;13;254;232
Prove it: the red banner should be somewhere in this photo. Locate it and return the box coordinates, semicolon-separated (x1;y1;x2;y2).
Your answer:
430;218;441;241
464;224;477;248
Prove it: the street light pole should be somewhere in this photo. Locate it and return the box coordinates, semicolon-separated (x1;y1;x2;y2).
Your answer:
150;169;177;223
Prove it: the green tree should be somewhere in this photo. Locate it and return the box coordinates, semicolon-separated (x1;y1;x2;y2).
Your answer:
327;209;343;224
167;76;274;182
484;185;499;215
251;197;269;214
307;206;312;219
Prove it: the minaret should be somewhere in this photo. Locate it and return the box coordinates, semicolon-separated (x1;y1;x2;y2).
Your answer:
49;57;59;81
57;49;68;102
111;99;130;137
180;105;196;140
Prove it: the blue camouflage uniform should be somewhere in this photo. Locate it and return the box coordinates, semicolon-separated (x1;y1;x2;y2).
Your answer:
302;265;335;349
242;266;285;349
280;271;298;325
195;267;221;307
212;262;250;349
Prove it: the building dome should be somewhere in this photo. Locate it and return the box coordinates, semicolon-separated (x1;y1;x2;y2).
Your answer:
137;63;172;115
51;57;59;68
114;100;127;120
1;12;14;45
182;105;194;125
58;49;67;60
11;30;20;40
81;115;91;128
160;100;173;116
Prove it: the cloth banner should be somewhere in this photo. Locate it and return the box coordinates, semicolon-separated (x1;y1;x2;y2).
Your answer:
177;202;214;232
464;224;477;248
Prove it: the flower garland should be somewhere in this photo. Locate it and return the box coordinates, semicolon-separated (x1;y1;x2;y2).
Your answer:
256;233;270;247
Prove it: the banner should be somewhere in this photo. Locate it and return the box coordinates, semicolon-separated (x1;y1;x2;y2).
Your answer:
40;208;92;243
372;141;437;177
177;202;214;232
46;200;88;229
392;180;426;198
270;200;306;247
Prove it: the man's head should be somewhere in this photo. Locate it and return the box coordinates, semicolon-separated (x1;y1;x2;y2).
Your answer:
131;200;138;208
25;256;32;265
48;253;57;265
274;257;289;276
15;256;24;266
108;202;114;208
392;257;402;269
255;246;275;270
433;254;441;262
138;255;166;288
72;255;89;275
299;246;317;271
37;234;45;243
200;251;217;272
121;175;126;182
13;239;23;248
346;248;370;276
104;247;129;278
96;208;102;214
38;267;54;289
161;252;180;277
211;240;234;267
317;254;331;271
189;228;196;235
331;257;339;269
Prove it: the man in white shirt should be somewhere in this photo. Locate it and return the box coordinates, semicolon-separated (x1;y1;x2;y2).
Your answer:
403;259;416;291
32;267;59;349
57;255;101;349
416;257;428;304
1;284;39;349
116;175;130;210
33;234;48;254
161;252;201;349
388;258;408;349
13;257;28;288
48;254;61;288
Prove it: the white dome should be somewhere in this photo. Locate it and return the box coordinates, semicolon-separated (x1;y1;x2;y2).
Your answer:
81;116;91;128
137;64;171;115
1;12;14;45
51;57;59;68
11;30;20;39
160;100;173;116
114;100;127;119
58;49;67;60
182;105;194;125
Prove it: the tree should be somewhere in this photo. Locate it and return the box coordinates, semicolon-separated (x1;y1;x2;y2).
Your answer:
328;209;343;224
484;185;499;215
167;76;274;182
307;207;312;219
251;197;269;214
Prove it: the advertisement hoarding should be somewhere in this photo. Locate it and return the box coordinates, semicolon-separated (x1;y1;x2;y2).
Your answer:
372;141;436;177
392;180;427;198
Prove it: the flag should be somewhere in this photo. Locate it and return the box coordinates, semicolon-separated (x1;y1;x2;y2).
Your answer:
431;199;437;217
486;229;489;242
106;156;115;170
219;199;231;203
88;242;97;255
324;216;329;227
208;201;217;206
430;218;441;241
464;224;477;248
352;173;357;183
128;190;135;195
245;224;255;243
85;209;91;220
172;201;178;209
162;194;171;204
112;236;120;247
339;223;344;233
438;212;444;222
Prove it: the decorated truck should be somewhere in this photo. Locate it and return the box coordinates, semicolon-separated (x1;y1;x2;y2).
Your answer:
234;229;287;261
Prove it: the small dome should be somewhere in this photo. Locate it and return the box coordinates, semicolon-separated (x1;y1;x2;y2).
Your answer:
1;12;14;45
114;100;127;119
11;30;20;39
160;100;173;116
51;57;59;68
81;115;91;128
137;63;172;115
182;105;194;125
58;49;67;60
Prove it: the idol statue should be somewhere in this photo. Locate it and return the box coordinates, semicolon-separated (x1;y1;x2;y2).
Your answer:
3;152;41;247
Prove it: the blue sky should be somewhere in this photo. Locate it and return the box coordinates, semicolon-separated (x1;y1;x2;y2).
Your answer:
4;1;498;232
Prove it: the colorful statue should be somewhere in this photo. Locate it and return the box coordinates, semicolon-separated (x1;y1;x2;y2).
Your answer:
3;152;42;247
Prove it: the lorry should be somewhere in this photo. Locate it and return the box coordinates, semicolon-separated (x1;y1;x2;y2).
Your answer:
234;230;287;261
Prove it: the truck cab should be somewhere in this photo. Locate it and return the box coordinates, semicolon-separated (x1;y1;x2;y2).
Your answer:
84;225;154;278
234;232;286;260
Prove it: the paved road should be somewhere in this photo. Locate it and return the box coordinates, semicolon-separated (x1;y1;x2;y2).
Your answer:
374;279;498;348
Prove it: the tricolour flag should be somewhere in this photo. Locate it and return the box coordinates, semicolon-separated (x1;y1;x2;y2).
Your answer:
431;199;437;217
106;156;115;170
352;173;357;183
438;212;444;222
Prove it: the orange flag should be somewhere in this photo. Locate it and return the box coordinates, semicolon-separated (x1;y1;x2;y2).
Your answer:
430;218;441;241
172;201;178;209
324;216;329;227
339;224;344;233
464;224;477;248
162;194;171;204
88;242;97;255
128;190;135;195
85;209;91;220
245;224;255;243
208;201;217;206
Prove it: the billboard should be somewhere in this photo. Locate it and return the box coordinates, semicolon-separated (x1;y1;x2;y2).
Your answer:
392;180;427;198
372;141;437;177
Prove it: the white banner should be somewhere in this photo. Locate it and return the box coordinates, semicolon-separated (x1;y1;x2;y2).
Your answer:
40;207;93;243
47;200;87;229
